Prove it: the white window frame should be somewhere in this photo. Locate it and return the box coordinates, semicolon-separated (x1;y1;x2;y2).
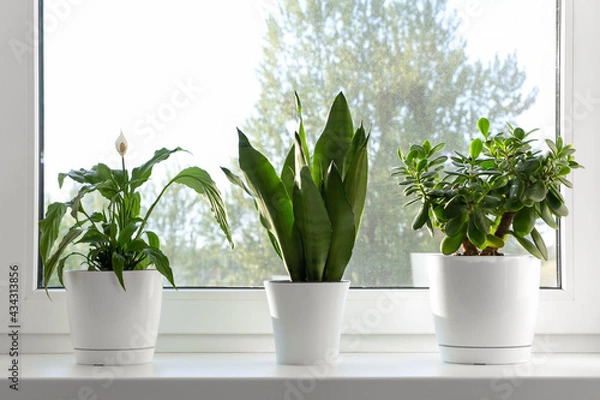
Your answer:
1;0;600;354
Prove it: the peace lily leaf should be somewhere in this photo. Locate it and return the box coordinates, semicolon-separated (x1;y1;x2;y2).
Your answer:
39;202;67;263
169;166;233;248
43;228;84;292
131;147;186;190
112;252;127;290
143;247;176;288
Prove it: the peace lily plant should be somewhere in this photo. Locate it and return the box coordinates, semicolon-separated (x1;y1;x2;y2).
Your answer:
222;92;369;282
394;117;582;259
39;133;233;293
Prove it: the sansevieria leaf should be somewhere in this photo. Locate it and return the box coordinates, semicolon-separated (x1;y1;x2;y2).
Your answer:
312;92;354;187
293;167;332;281
237;130;304;281
322;163;356;281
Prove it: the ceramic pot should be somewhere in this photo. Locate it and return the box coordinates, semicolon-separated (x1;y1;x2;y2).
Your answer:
264;280;350;365
64;270;163;365
427;254;541;364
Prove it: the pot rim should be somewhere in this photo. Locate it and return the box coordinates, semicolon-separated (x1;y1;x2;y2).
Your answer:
264;279;350;285
64;269;160;275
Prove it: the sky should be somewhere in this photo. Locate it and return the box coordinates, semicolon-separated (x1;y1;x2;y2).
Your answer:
42;0;556;198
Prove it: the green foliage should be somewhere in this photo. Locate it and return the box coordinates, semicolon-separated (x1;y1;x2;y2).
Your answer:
236;0;538;286
39;137;233;294
394;118;582;259
223;92;369;282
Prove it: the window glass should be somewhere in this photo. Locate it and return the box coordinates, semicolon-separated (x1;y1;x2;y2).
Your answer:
42;0;558;288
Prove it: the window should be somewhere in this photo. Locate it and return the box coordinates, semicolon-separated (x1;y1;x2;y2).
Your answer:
2;0;600;352
43;0;559;288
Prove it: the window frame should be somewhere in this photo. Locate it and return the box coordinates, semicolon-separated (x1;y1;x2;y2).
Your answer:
2;0;600;353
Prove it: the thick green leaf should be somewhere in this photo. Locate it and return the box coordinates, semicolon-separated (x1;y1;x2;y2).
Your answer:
546;189;568;217
472;207;489;235
112;252;127;290
513;206;536;237
470;138;483;159
293;167;332;281
412;203;429;230
343;132;369;231
343;124;367;179
531;228;548;261
322;163;355;281
485;234;505;249
130;148;186;190
524;180;547;202
143;247;175;288
467;217;486;249
537;201;559;229
312;92;354;186
444;216;465;237
294;91;311;167
478;117;490;138
170;166;233;248
512;232;543;259
441;225;467;255
280;145;296;198
237;130;304;281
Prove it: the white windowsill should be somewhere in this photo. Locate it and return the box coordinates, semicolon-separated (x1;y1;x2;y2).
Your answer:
2;353;600;400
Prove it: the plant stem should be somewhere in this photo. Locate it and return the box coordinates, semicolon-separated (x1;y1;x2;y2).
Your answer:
481;211;515;256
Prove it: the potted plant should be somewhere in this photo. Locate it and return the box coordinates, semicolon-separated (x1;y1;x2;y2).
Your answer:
39;133;233;365
222;92;369;365
394;118;581;364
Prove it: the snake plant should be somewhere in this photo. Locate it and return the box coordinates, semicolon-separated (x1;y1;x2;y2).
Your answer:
394;117;581;259
222;92;369;282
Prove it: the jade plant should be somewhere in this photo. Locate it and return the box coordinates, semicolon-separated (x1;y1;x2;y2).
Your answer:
39;133;233;292
222;92;369;281
394;118;581;259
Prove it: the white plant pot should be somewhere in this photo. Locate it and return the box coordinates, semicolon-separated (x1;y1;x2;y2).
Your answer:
427;254;541;365
410;252;435;287
64;270;163;365
264;280;350;365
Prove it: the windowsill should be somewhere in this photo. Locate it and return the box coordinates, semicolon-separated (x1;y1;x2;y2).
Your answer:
2;353;600;400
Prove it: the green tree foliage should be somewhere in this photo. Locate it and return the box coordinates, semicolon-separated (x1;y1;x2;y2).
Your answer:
151;0;538;286
238;0;537;286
